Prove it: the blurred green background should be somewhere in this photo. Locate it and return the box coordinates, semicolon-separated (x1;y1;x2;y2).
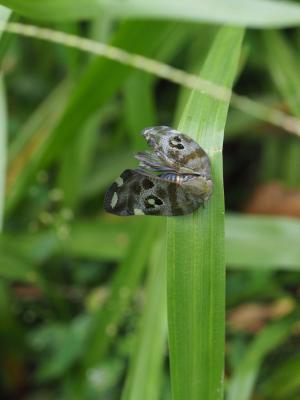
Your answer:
1;2;300;400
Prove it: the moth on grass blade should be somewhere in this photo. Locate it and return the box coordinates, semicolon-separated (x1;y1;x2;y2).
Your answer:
104;126;213;216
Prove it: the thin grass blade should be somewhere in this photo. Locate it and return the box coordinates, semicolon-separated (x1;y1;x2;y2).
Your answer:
0;5;10;230
263;30;300;186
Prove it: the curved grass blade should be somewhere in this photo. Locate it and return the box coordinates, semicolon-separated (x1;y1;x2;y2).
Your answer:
4;0;300;28
0;5;11;65
167;27;244;400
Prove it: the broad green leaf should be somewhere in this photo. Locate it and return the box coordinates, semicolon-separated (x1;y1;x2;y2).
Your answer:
4;0;300;28
67;215;300;269
167;27;244;400
64;219;137;261
1;214;299;281
0;230;61;264
0;251;37;282
226;214;300;270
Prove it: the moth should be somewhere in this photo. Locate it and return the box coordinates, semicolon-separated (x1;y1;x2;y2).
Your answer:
104;126;213;216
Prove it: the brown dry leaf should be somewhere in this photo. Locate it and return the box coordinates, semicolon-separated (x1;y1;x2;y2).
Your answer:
246;182;300;217
228;298;295;333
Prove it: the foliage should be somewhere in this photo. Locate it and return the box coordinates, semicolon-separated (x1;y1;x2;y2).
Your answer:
1;2;300;400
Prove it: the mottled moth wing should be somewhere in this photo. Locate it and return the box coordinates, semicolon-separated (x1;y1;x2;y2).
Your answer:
104;169;202;216
141;126;211;177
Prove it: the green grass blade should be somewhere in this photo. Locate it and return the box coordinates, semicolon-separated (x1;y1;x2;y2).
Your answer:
6;22;176;212
226;214;300;270
5;0;300;28
167;27;244;400
0;6;10;230
123;24;192;150
0;230;61;264
0;78;6;231
66;215;300;269
6;81;70;214
82;151;136;200
0;7;13;65
124;72;156;150
65;219;137;261
55;17;111;210
263;31;300;118
41;21;177;167
227;314;299;400
261;354;300;399
3;214;299;271
57;112;101;209
263;30;300;187
83;219;160;369
8;80;70;163
0;5;10;24
0;251;36;282
122;239;167;400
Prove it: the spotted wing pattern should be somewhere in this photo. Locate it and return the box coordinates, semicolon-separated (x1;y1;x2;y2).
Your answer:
104;169;202;216
104;126;213;217
141;126;211;177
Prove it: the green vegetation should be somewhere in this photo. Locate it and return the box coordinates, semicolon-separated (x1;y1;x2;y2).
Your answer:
1;2;300;400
